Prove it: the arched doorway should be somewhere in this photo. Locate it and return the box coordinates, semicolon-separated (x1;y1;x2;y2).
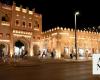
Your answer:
14;40;27;56
0;44;5;57
0;44;6;57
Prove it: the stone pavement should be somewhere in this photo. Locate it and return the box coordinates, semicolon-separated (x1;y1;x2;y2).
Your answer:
0;59;94;80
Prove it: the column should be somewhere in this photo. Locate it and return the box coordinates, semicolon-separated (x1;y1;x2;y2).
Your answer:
30;37;33;56
9;1;16;57
56;33;61;58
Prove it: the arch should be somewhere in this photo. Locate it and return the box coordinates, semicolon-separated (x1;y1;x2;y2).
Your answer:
0;43;9;56
1;14;9;22
34;20;39;28
13;37;30;56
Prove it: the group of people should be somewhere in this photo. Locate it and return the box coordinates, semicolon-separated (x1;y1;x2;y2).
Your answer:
70;53;76;59
20;50;28;58
0;49;10;63
37;49;56;59
0;48;57;63
13;50;28;61
0;49;3;61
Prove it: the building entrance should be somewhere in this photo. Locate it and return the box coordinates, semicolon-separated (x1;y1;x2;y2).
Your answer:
0;44;5;58
14;40;26;57
0;43;9;57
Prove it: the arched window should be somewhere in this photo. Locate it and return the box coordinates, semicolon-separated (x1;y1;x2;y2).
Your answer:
22;21;26;27
34;20;39;28
6;34;10;38
1;14;9;22
16;20;20;26
38;24;39;28
2;16;6;21
29;22;32;28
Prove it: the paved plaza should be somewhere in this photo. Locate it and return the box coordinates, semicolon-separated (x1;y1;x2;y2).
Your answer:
0;58;100;80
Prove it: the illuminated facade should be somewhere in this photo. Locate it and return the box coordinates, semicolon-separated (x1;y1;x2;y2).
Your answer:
42;27;100;58
0;2;42;57
0;2;100;59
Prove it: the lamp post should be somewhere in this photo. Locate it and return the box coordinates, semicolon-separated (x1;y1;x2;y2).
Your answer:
75;11;79;60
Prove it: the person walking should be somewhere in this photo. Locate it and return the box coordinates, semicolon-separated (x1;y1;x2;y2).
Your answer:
42;51;46;58
0;49;3;62
70;53;73;59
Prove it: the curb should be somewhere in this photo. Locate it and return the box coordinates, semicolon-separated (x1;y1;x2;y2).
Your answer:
0;58;92;67
9;59;92;67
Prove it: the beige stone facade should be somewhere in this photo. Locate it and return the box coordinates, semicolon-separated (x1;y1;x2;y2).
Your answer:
42;27;100;58
0;2;42;57
0;2;100;59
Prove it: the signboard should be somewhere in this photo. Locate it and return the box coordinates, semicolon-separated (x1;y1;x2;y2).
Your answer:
93;54;100;75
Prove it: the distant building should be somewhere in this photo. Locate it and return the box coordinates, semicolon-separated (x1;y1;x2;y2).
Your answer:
0;2;100;59
42;27;100;58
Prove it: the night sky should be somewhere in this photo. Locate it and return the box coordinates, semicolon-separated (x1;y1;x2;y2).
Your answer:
1;0;100;31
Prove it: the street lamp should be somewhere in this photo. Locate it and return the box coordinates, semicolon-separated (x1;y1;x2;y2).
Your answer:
75;11;79;60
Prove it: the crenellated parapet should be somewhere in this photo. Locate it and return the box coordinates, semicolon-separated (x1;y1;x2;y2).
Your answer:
42;26;100;42
0;1;42;16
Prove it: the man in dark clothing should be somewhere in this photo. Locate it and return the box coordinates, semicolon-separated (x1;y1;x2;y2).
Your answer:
70;53;73;59
51;51;54;58
42;51;46;58
0;49;3;62
21;50;28;58
23;50;28;57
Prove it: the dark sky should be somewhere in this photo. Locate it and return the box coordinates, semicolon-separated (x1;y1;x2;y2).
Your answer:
1;0;100;31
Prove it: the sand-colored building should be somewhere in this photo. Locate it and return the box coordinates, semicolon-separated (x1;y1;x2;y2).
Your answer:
42;27;100;58
0;2;100;59
0;2;42;57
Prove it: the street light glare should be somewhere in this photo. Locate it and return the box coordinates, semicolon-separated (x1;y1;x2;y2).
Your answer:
98;26;100;29
74;11;80;60
75;12;79;15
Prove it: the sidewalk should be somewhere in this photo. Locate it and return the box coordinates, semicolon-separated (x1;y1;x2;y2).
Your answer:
0;57;92;66
9;57;92;66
